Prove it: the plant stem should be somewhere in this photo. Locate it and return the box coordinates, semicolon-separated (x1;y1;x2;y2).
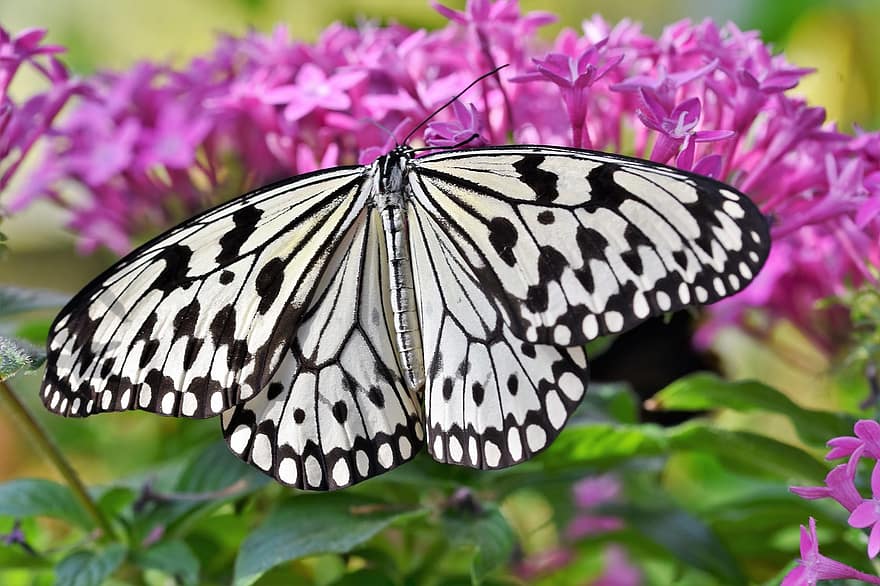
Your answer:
0;379;116;539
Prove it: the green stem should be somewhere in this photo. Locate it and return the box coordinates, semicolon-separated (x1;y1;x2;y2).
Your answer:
0;379;117;540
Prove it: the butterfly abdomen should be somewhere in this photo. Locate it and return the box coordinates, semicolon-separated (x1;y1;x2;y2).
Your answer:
373;151;425;392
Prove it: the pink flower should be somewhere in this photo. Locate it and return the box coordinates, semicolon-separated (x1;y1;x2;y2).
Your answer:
636;94;733;169
849;461;880;558
790;464;863;512
511;41;623;147
781;518;880;585
265;63;366;122
826;419;880;465
424;100;486;148
592;546;641;586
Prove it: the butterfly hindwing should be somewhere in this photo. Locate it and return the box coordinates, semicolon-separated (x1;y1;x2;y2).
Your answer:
41;167;368;419
410;145;770;347
409;198;588;469
221;211;424;490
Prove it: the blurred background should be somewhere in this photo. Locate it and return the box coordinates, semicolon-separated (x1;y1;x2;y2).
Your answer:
0;0;877;504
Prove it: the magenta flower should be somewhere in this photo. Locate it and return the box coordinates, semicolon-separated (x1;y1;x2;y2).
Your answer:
265;63;366;122
826;419;880;466
0;25;79;196
782;518;880;585
424;100;487;148
511;41;623;147
636;93;734;169
849;461;880;558
790;464;863;512
567;474;624;539
591;546;641;586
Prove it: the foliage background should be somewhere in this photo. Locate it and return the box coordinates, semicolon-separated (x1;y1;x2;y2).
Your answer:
0;1;879;585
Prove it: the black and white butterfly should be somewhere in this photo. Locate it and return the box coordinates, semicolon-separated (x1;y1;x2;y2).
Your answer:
40;143;770;490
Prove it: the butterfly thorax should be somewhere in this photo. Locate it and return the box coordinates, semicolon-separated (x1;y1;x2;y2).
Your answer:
370;147;425;394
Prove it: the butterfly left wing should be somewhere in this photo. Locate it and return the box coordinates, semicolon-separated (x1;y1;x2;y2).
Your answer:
42;166;368;419
221;210;424;490
408;198;589;469
409;146;770;347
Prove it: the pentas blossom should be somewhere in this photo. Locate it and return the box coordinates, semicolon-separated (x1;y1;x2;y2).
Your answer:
0;26;80;196
790;420;880;577
782;518;880;585
2;1;879;354
848;462;880;558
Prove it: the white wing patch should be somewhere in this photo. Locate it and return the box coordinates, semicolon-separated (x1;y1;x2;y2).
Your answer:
220;212;424;490
411;146;770;346
409;200;588;469
41;167;368;419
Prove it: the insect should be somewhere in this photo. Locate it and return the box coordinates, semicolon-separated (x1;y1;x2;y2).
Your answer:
39;66;770;490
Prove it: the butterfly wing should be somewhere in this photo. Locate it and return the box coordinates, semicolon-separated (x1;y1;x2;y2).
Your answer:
42;166;369;419
409;145;770;347
409;198;588;469
220;210;424;490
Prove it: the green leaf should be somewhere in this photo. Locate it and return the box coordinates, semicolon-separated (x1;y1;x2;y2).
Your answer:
667;423;827;482
133;540;200;585
0;479;92;529
234;494;426;586
0;286;68;318
55;544;127;586
539;422;668;467
132;441;270;540
569;382;640;425
609;504;746;584
652;373;853;445
0;545;52;570
0;335;45;380
331;569;397;586
444;504;517;584
175;440;270;496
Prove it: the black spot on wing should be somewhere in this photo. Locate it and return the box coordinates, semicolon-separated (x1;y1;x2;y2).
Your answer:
488;217;518;266
216;206;263;265
537;246;566;281
513;155;558;203
266;382;285;400
255;257;285;314
210;304;237;345
576;226;608;261
153;245;194;293
332;401;349;423
582;163;628;213
367;386;385;408
537;210;555;224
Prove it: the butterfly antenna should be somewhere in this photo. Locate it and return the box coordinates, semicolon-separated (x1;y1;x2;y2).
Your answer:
402;64;509;145
361;118;400;147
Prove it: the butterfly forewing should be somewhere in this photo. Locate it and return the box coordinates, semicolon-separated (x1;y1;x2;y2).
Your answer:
409;196;589;469
221;211;424;490
41;166;368;419
410;146;770;347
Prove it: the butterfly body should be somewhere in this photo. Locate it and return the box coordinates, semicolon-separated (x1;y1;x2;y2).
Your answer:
371;146;425;392
41;145;770;490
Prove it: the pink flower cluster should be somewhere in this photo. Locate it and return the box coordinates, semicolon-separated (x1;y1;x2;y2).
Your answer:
788;420;880;584
0;27;82;198
2;0;879;352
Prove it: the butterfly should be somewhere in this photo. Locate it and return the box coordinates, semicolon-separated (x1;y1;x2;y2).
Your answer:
40;140;770;490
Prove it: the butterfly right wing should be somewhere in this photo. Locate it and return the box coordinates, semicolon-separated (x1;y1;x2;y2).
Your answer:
42;166;369;419
221;210;425;490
